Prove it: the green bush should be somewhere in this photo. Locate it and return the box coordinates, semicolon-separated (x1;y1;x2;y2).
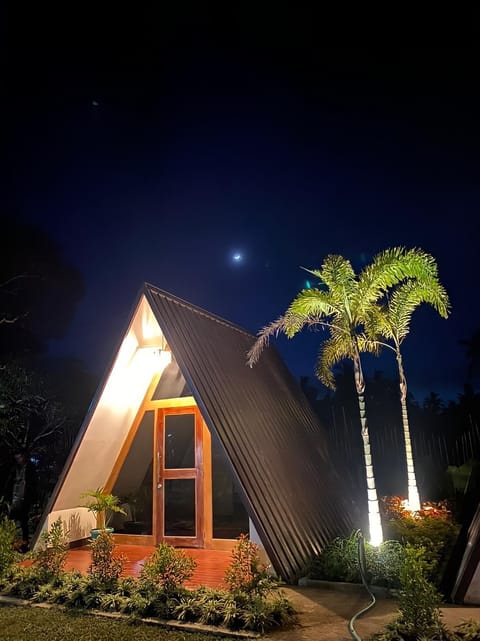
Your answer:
225;533;281;595
308;531;360;583
0;565;46;600
397;545;442;636
31;517;69;580
381;496;460;586
308;531;405;589
47;572;100;609
454;618;480;640
384;513;459;585
89;529;126;586
370;545;446;641
366;539;405;588
174;586;297;633
140;542;196;593
0;517;18;577
174;587;226;626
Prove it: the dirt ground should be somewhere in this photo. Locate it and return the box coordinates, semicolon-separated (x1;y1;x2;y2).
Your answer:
264;586;480;641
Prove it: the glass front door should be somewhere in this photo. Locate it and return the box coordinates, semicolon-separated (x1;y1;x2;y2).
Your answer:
155;408;203;546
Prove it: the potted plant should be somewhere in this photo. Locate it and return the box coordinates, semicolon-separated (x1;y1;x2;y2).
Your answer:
80;487;127;539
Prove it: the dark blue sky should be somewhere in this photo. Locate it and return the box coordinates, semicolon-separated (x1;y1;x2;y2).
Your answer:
5;8;480;402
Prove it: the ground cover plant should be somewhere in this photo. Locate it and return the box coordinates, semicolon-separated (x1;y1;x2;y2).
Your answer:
0;519;296;633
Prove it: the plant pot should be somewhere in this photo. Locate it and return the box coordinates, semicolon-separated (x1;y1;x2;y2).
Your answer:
90;527;114;539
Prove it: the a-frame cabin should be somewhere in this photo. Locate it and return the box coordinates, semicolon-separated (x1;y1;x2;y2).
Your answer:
35;284;352;582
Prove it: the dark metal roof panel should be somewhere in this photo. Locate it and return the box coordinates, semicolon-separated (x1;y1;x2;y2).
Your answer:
145;284;352;581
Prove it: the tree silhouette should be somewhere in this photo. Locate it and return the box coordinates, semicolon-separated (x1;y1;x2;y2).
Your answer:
0;216;84;355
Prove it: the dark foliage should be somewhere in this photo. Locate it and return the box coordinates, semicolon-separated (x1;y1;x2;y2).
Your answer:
0;216;84;355
302;368;480;526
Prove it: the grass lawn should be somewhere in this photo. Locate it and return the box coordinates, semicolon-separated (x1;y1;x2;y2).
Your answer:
0;605;231;641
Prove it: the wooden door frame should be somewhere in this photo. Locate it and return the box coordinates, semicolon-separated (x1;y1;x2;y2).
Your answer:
154;406;204;547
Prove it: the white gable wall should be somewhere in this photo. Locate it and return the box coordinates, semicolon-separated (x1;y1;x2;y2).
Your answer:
51;296;166;515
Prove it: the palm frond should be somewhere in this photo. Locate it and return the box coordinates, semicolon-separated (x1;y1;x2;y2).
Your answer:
315;334;351;390
356;333;382;357
357;246;440;311
303;254;356;295
287;287;337;318
387;278;451;343
363;306;394;341
246;312;307;366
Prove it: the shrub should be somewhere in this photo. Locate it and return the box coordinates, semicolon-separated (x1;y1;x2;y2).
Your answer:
397;545;443;635
174;588;222;625
381;496;453;521
49;572;100;609
31;517;69;579
89;529;126;585
372;545;446;641
366;539;405;589
308;531;405;589
225;533;280;596
381;496;460;585
140;542;196;593
174;586;297;633
0;517;19;577
308;531;361;583
454;618;480;640
234;593;296;633
1;565;45;599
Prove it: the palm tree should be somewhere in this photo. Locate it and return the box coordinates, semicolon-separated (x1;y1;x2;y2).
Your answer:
248;248;436;545
365;270;450;511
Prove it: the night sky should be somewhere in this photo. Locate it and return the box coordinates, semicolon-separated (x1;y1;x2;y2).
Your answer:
4;8;480;403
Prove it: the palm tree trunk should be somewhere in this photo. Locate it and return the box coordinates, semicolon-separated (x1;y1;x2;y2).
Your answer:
353;353;384;545
396;350;421;511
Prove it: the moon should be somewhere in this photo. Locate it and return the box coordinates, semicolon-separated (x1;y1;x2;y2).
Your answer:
233;253;242;262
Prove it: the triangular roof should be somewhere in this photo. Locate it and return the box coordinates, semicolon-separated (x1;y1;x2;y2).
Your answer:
37;283;352;581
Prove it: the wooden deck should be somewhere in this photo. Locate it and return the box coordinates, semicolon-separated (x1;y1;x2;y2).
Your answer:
64;545;232;589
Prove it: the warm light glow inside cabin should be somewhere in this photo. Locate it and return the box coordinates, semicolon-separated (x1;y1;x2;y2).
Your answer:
102;345;171;412
101;293;172;413
50;296;170;513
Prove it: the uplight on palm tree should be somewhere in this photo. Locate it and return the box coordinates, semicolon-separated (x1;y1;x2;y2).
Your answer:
365;261;450;512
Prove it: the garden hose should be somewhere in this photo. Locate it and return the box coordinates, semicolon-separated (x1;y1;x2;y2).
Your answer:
348;530;377;641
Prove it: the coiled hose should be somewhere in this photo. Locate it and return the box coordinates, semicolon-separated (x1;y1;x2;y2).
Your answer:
348;531;377;641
